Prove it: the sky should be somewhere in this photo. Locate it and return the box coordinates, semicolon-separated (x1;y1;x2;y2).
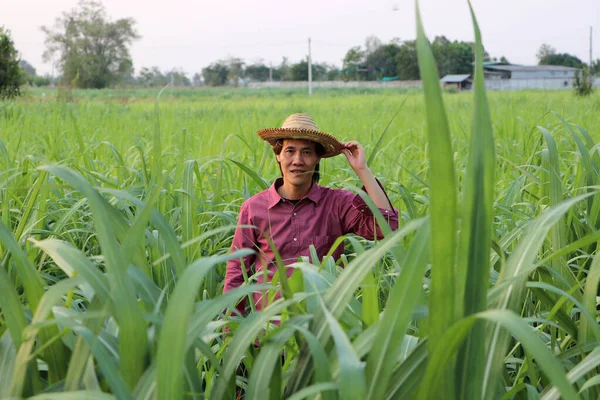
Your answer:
3;0;599;77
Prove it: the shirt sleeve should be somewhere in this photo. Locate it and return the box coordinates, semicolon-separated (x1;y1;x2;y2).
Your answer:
339;179;399;240
223;202;257;294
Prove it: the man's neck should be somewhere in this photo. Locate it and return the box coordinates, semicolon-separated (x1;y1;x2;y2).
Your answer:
277;181;312;201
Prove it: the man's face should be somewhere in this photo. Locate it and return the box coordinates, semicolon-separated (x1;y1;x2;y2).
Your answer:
276;139;321;187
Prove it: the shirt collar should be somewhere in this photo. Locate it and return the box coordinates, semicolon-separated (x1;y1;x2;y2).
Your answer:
267;178;323;209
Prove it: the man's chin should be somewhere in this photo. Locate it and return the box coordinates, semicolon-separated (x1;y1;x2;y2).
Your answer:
287;178;311;187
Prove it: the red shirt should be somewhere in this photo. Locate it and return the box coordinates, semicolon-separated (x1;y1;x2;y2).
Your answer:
223;178;399;311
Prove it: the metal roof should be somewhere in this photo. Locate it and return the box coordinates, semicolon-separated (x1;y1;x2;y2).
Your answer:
484;64;578;72
440;74;471;83
482;61;509;66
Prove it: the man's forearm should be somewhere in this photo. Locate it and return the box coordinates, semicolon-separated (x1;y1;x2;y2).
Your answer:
354;167;393;211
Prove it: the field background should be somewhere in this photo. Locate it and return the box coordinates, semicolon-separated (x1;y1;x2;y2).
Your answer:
1;86;600;399
6;88;600;198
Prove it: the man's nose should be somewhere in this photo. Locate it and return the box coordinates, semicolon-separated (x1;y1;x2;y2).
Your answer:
292;153;304;164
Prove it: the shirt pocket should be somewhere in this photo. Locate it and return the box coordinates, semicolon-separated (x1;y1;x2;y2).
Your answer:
302;235;335;259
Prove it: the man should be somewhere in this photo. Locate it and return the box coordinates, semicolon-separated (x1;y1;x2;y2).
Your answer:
224;113;399;313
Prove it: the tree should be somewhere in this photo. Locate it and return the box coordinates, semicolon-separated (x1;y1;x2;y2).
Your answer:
165;68;191;87
226;57;245;86
41;0;140;89
365;43;402;79
0;27;23;99
290;60;309;81
364;35;383;57
591;59;600;75
395;40;419;80
499;56;509;64
275;57;292;81
342;46;364;81
138;66;167;87
323;63;340;80
202;61;230;86
536;43;556;62
192;72;202;87
539;53;584;68
430;36;484;77
245;63;270;82
19;60;36;77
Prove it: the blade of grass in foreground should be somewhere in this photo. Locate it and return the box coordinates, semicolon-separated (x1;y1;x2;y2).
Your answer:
321;299;367;400
419;310;579;400
284;218;425;396
482;193;594;399
39;165;147;389
537;127;577;290
156;250;252;400
0;219;68;390
415;0;457;394
366;223;429;400
455;3;496;399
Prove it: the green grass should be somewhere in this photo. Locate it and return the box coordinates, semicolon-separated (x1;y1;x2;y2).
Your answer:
1;8;600;398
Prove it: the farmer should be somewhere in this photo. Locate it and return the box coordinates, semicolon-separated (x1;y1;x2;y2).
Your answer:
223;113;399;313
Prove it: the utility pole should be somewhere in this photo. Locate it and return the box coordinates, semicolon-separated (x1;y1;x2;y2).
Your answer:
269;62;273;82
590;26;593;69
308;37;313;96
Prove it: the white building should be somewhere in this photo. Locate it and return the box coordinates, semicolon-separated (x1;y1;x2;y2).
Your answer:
481;64;582;90
484;64;578;79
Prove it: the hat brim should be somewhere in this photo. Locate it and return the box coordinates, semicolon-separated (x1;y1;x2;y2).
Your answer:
257;128;345;158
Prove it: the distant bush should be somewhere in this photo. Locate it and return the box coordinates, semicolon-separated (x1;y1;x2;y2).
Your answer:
573;67;593;97
32;75;52;87
0;27;23;100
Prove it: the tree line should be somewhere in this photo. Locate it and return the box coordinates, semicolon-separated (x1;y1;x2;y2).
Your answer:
2;0;600;97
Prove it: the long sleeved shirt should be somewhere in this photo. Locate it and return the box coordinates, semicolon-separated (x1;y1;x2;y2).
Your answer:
223;177;399;311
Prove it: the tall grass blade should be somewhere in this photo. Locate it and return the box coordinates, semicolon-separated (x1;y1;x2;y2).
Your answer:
210;297;301;400
0;219;69;387
321;299;367;400
285;218;424;395
420;310;579;400
482;193;594;399
156;250;252;400
580;250;600;344
246;327;296;400
415;0;458;393
366;223;429;400
367;97;408;166
384;339;428;400
455;3;496;399
39;165;147;389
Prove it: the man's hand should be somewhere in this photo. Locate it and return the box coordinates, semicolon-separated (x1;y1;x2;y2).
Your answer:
342;141;368;172
342;140;394;212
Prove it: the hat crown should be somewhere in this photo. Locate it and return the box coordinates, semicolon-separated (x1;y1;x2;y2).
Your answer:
281;113;319;131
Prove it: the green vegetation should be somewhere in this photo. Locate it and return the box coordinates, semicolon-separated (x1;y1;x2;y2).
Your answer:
41;0;139;89
1;8;600;399
0;27;23;100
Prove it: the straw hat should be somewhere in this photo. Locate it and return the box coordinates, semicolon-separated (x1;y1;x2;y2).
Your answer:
257;113;344;158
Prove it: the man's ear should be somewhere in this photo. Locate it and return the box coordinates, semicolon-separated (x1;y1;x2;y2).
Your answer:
276;153;282;163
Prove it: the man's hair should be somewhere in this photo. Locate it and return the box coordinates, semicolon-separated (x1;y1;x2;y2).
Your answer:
273;139;325;182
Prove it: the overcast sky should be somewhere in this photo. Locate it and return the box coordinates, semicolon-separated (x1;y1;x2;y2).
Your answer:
4;0;599;76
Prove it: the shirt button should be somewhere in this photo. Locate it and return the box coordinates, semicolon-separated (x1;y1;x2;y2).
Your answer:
293;212;297;216
293;238;297;241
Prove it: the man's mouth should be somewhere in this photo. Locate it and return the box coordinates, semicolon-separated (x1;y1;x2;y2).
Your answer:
290;170;305;174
